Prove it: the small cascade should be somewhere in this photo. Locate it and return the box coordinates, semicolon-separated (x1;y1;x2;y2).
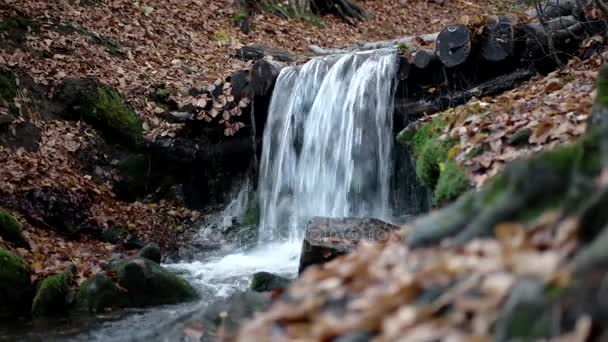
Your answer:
258;49;399;241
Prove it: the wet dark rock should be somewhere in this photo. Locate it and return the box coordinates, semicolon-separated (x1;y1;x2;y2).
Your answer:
0;247;32;317
196;291;270;341
250;271;291;292
79;258;198;312
114;258;198;307
77;273;129;313
139;242;161;264
298;217;400;273
99;226;125;244
0;207;29;248
123;234;146;250
31;265;76;317
5;188;96;237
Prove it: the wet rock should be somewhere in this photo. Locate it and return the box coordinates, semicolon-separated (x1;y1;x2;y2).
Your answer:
298;217;399;273
99;226;125;244
139;242;161;264
78;273;129;313
123;234;145;250
55;77;142;146
79;258;198;312
197;291;270;341
0;247;32;317
494;279;554;341
31;265;76;316
114;258;198;307
250;271;291;292
0;207;29;248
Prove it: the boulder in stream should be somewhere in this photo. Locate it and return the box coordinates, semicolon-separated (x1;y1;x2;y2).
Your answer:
31;264;76;317
298;217;400;273
0;247;33;317
250;271;291;292
0;207;29;248
78;257;198;312
139;242;161;264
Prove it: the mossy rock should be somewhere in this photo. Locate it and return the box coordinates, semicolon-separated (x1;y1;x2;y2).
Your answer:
31;265;76;317
434;160;469;204
113;258;198;307
56;77;142;146
77;273;129;313
0;247;32;316
99;226;125;244
0;70;17;104
250;271;290;292
241;191;260;227
398;115;469;204
139;242;161;264
0;207;29;248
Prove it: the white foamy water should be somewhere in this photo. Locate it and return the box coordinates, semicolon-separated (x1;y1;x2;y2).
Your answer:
258;49;398;241
167;49;399;298
166;241;300;297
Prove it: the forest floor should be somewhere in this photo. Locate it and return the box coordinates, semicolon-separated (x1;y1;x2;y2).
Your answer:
1;0;604;324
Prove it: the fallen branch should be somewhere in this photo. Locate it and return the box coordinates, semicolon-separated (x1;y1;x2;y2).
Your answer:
308;33;438;55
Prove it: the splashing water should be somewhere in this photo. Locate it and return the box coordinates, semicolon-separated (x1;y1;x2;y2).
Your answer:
258;49;399;242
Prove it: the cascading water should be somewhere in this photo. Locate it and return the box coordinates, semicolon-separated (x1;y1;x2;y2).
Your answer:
259;49;399;242
14;50;402;342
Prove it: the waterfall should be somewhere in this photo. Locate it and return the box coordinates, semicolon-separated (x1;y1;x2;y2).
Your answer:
258;49;399;242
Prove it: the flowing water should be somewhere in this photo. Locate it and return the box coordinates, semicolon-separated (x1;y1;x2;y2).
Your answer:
0;49;401;341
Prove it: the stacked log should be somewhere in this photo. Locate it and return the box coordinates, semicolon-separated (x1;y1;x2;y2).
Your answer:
392;8;602;127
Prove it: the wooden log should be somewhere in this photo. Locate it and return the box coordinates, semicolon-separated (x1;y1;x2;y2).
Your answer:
521;15;585;66
250;60;286;97
394;68;535;120
235;44;297;62
412;49;438;69
436;24;472;68
479;16;516;62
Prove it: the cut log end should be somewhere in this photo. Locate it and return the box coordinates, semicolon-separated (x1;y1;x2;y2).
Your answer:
436;24;472;68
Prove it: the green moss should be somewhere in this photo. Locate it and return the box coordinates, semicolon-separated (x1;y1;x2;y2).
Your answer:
399;115;465;203
77;273;129;312
596;64;608;108
0;71;17;103
0;17;34;33
0;207;28;247
92;85;142;144
242;191;260;226
434;160;470;204
0;247;32;316
233;11;249;25
31;265;75;316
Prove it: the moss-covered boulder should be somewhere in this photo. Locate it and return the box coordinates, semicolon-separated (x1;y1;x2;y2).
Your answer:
31;265;76;316
78;273;129;313
79;257;197;312
139;242;161;264
250;271;291;292
56;77;142;146
0;70;17;104
397;115;470;204
114;258;197;307
0;247;32;317
0;207;29;248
